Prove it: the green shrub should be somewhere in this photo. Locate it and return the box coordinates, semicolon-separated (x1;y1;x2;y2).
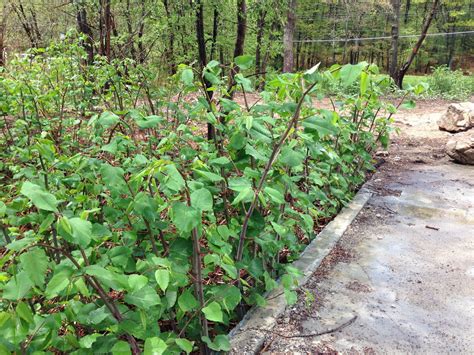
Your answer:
0;36;416;353
428;65;474;100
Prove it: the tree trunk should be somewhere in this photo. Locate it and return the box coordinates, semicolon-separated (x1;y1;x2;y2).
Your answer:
295;33;301;70
255;7;266;88
99;0;104;56
210;7;219;60
29;7;41;45
194;0;215;140
283;0;297;72
261;20;278;88
12;1;41;48
163;0;175;73
125;0;136;61
104;0;112;61
99;0;112;60
195;0;207;68
394;0;440;88
233;0;247;60
404;0;411;24
137;0;146;63
0;3;8;66
226;0;247;98
389;0;401;80
76;4;94;64
446;25;456;69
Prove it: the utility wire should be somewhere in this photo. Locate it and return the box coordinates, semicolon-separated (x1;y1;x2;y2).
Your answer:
293;30;474;43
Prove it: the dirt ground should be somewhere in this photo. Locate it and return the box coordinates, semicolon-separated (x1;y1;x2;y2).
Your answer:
258;99;474;354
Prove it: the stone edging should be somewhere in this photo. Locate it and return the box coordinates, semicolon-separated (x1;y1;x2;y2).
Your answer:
228;188;373;354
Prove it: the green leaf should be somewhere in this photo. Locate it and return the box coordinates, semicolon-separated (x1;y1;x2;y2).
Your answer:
280;147;305;168
0;201;6;217
304;62;321;76
88;305;110;324
245;144;267;161
20;248;48;287
136;115;163;129
165;290;177;309
79;334;101;349
209;157;231;166
340;62;365;87
284;289;298;305
414;82;428;95
16;301;34;323
264;187;285;204
171;202;200;234
191;188;213;212
221;263;237;279
144;337;167;355
302;115;338;137
229;132;246;150
360;71;369;95
255;293;266;307
0;343;9;355
204;71;220;86
201;335;231;352
154;269;170;292
100;164;126;190
111;341;132;355
228;177;252;192
3;271;33;300
235;73;253;92
271;221;286;236
98;111;120;128
85;265;129;290
38;213;55;233
0;312;10;328
6;237;35;251
181;69;194;86
45;269;72;298
211;285;241;313
175;338;194;354
68;217;92;248
163;165;185;192
206;60;220;70
124;286;161;309
401;100;416;109
57;216;72;238
235;55;254;70
220;98;240;112
178;289;199;312
301;214;314;232
20;181;58;212
194;169;223;182
133;192;157;222
128;274;148;291
202;301;224;323
231;186;254;205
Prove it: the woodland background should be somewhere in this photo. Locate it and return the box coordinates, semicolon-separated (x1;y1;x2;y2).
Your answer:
1;0;473;79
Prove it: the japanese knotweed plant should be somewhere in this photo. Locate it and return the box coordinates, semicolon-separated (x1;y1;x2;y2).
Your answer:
0;44;425;353
0;31;158;152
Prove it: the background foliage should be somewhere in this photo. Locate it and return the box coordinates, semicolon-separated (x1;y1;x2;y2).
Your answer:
1;0;473;75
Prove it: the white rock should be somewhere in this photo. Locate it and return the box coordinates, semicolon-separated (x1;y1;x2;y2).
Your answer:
438;102;474;133
446;132;474;165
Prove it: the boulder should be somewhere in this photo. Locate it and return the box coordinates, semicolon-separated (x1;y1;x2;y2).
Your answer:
437;102;474;133
446;132;474;165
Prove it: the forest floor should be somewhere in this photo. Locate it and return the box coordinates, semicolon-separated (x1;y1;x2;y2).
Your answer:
257;99;474;354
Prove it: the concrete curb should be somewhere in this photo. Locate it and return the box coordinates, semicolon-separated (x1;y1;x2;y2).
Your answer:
228;188;373;354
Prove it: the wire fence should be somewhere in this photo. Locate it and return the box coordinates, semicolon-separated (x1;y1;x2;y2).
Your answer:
293;30;474;43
